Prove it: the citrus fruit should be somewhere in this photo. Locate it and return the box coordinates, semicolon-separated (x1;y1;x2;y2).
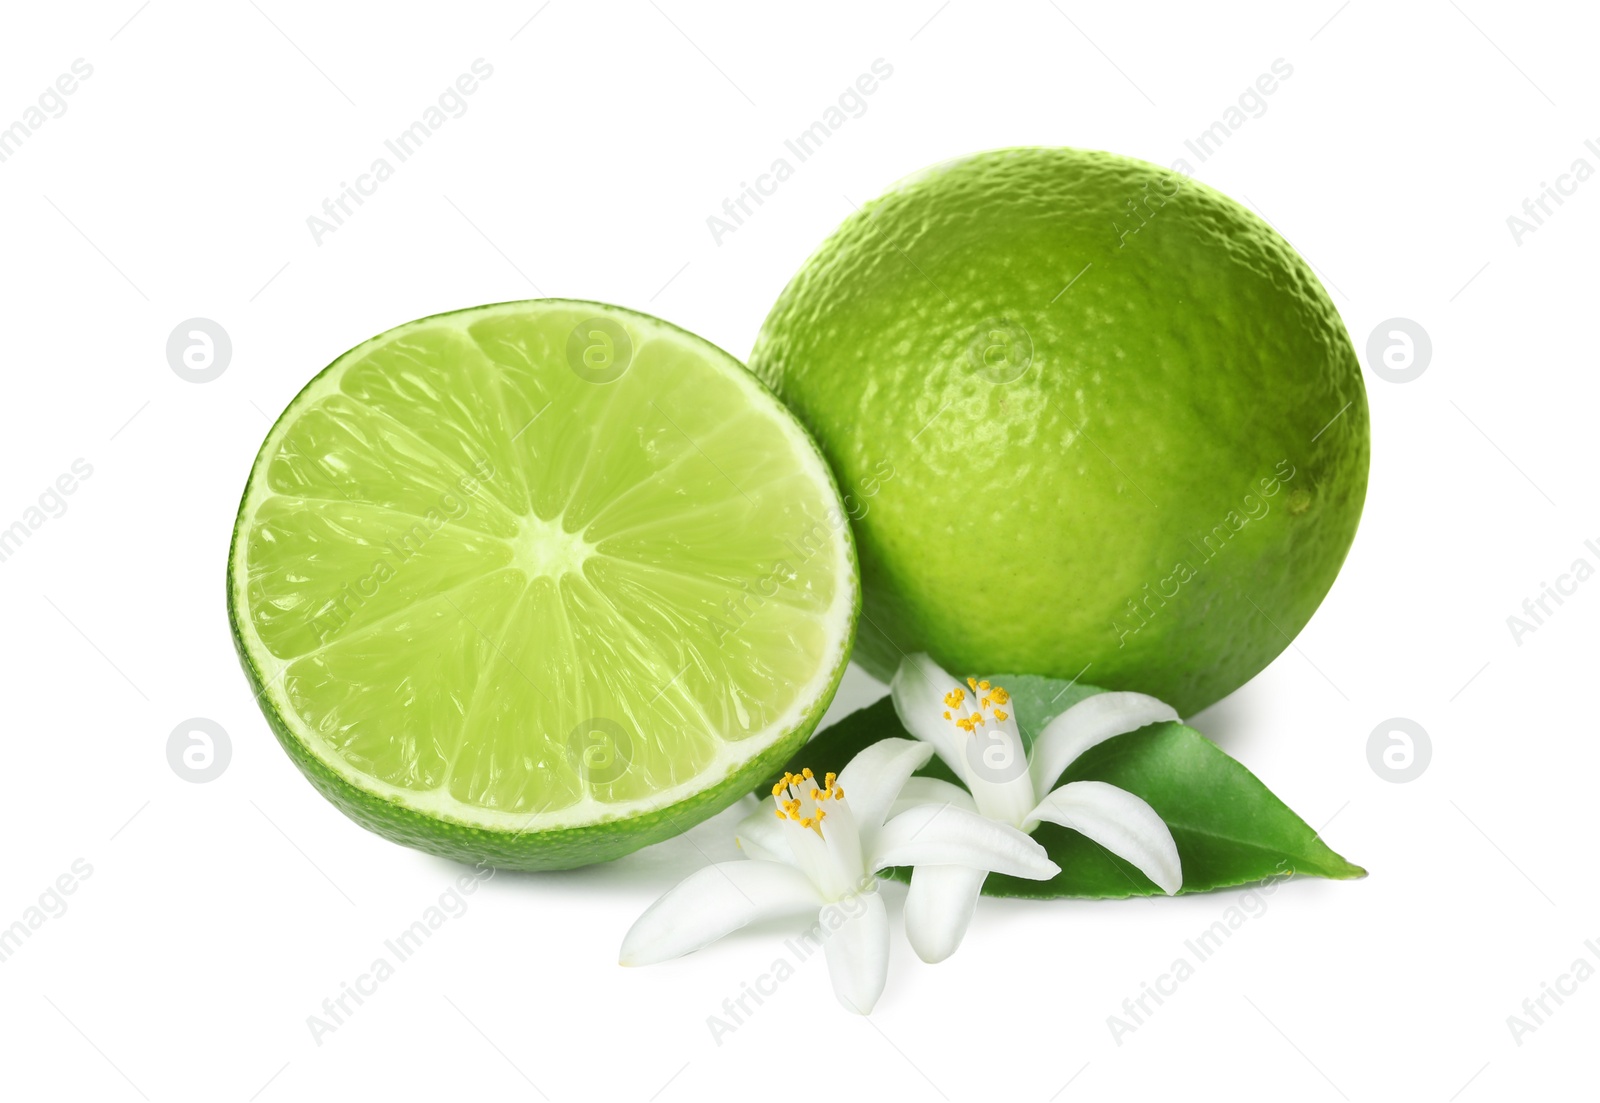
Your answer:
228;300;857;869
749;148;1368;715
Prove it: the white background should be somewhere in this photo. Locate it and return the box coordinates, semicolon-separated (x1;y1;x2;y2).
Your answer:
1;1;1595;1099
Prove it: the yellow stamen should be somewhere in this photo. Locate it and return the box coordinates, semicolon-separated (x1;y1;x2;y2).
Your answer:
941;677;1015;736
771;765;846;837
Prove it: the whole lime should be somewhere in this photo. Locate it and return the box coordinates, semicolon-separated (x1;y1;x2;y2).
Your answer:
749;148;1368;715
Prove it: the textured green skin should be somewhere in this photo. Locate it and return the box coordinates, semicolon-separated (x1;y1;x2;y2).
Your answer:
228;299;858;871
750;148;1369;715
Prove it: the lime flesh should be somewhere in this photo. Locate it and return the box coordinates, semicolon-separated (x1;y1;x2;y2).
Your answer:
229;300;857;869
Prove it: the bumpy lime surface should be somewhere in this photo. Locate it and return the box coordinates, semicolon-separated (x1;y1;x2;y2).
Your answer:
750;148;1367;715
229;300;857;869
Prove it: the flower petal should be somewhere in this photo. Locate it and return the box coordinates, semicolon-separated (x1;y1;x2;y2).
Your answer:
904;865;987;964
891;655;1036;825
619;861;823;966
734;806;789;863
821;890;890;1014
837;737;935;836
887;776;977;821
869;803;1059;880
890;653;972;783
777;783;866;900
1024;780;1182;894
963;713;1038;827
1028;692;1180;795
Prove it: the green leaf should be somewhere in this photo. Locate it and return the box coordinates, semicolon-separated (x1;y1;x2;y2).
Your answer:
758;675;1366;899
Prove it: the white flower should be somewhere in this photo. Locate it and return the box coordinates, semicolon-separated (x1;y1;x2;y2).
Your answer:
619;738;1059;1014
889;653;1184;963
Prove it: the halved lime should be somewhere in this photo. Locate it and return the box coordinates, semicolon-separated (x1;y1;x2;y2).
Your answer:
228;300;857;869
